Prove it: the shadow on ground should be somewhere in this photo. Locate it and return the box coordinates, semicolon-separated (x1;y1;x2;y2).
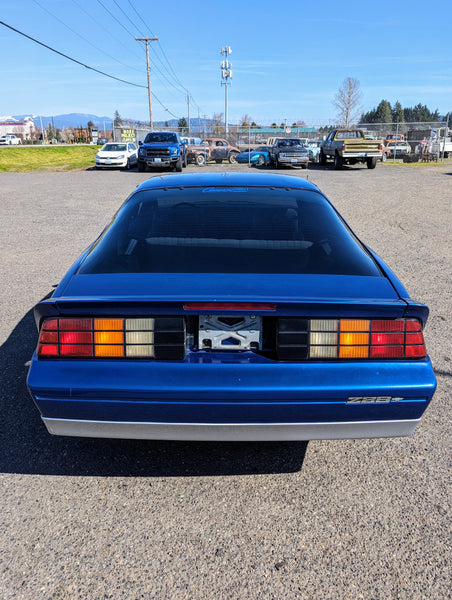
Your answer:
0;301;308;478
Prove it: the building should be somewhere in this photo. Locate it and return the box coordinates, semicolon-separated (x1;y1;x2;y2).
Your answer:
0;116;37;141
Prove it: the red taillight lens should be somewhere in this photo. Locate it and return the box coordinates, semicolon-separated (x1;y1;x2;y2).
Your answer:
59;318;92;331
37;318;95;358
60;344;94;357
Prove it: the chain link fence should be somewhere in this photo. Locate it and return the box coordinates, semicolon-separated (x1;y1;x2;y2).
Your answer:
114;120;451;160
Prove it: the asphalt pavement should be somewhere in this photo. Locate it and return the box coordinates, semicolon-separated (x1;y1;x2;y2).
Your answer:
0;163;450;599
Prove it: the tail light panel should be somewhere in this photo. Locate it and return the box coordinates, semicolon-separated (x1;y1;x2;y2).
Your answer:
37;317;186;360
37;316;427;362
277;318;426;361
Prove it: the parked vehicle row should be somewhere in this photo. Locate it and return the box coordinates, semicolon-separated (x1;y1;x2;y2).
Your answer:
94;129;402;172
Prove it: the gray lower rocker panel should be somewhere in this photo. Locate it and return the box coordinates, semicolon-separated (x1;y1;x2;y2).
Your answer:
42;418;421;441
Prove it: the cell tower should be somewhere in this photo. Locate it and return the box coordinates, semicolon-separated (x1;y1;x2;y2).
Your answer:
220;46;232;136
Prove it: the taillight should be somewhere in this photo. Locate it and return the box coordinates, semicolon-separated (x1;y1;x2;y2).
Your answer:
37;317;186;360
277;318;426;361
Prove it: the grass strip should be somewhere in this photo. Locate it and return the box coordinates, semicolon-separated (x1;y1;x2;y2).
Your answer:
0;145;99;172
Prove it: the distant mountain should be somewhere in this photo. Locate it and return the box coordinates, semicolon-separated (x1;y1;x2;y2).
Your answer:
11;113;214;132
13;113;113;129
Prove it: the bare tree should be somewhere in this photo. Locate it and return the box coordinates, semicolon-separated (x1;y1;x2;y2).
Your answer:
333;77;362;127
211;112;224;136
240;114;253;127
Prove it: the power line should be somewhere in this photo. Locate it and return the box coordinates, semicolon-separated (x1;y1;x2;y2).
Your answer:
127;0;202;111
70;0;145;63
94;0;189;102
0;20;147;88
95;0;137;40
112;0;145;37
32;0;143;74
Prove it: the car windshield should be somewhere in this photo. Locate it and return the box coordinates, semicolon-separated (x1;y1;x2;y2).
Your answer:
277;139;302;147
103;144;127;151
144;133;178;144
79;187;381;276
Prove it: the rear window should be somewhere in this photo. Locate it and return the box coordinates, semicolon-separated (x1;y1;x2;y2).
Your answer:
78;187;381;276
335;131;364;140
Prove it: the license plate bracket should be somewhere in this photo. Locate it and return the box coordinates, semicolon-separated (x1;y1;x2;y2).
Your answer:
198;315;262;351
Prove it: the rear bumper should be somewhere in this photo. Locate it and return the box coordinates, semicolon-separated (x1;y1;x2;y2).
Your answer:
42;417;421;441
28;353;436;439
342;152;381;159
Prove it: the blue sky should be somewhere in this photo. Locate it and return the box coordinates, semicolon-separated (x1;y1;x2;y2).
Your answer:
1;0;451;125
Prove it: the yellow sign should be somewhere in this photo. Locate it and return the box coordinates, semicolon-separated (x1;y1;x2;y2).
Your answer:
121;129;136;142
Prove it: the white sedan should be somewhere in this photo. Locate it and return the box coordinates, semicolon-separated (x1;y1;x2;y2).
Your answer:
95;142;138;169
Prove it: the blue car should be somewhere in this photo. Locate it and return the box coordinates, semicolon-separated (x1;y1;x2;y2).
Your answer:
236;146;271;166
27;172;436;441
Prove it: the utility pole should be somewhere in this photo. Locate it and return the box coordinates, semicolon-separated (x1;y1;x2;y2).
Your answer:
220;46;232;136
187;90;190;135
135;37;158;130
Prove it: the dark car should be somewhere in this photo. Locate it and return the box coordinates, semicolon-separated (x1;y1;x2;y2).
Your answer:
27;172;436;441
97;137;109;145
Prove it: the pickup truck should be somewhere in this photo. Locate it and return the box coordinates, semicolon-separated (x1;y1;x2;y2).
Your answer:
319;129;382;169
0;134;22;145
137;131;186;172
384;140;411;158
270;138;310;169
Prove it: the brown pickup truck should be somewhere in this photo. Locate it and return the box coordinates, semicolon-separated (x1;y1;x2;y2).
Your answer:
319;129;383;169
186;138;240;166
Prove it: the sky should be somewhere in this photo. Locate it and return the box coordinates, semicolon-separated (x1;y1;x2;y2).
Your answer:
1;0;451;127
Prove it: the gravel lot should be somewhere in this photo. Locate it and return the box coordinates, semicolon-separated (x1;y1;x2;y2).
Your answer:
0;163;450;599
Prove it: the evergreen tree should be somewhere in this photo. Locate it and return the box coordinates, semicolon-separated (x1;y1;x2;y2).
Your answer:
375;100;393;124
392;101;404;124
113;110;123;127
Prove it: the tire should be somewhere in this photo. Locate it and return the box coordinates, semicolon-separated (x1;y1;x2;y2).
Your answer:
257;155;265;166
301;164;308;169
318;149;326;165
137;160;145;172
183;153;187;168
274;157;280;169
381;153;387;162
125;158;131;170
367;157;377;169
174;157;183;172
196;153;206;166
333;153;343;169
228;152;238;164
